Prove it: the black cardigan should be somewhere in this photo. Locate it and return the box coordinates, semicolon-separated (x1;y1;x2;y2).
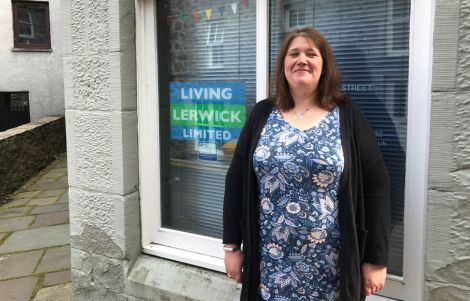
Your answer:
223;99;391;301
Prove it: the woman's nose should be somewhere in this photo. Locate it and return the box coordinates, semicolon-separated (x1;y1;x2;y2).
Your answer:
297;53;308;64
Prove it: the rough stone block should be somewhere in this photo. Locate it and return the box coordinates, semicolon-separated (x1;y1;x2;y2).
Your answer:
426;190;457;279
67;111;113;192
112;111;139;195
426;190;470;286
110;50;137;111
433;0;461;91
66;111;138;195
71;253;125;294
454;93;470;171
70;56;112;111
428;93;458;190
426;281;470;301
457;0;470;89
70;0;109;55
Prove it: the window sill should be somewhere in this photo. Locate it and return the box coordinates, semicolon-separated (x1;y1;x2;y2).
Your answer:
11;48;52;52
126;254;240;300
126;253;399;301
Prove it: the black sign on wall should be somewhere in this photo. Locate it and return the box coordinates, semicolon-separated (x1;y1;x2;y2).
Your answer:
0;92;31;132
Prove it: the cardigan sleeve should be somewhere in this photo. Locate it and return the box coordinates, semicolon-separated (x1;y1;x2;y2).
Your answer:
222;131;246;245
355;103;391;266
222;99;274;245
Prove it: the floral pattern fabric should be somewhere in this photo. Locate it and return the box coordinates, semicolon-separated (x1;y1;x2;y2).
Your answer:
253;107;344;301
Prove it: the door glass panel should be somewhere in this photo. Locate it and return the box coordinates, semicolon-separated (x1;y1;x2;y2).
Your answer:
270;0;410;276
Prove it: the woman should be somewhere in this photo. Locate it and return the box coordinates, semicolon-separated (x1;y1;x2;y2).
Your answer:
223;27;390;301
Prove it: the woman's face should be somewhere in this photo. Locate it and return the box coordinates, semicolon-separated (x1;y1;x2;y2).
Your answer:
283;36;323;94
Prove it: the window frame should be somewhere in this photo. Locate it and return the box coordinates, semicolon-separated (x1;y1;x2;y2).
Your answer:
12;1;51;50
135;0;433;300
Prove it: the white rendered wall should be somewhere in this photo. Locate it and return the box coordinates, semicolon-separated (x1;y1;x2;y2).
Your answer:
0;0;64;121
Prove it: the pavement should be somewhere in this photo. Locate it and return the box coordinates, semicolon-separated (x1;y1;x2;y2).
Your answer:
0;154;72;301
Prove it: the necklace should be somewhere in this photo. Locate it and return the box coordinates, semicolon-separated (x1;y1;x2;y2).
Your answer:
294;107;311;119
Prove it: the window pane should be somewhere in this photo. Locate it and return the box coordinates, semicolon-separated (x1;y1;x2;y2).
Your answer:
157;0;257;238
16;4;49;45
270;0;409;276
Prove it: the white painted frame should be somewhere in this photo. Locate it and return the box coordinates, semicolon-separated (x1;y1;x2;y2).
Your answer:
135;0;433;299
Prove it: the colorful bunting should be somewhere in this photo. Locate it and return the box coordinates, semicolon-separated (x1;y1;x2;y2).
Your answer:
231;2;238;14
192;10;201;22
243;0;249;9
205;9;212;20
180;14;189;22
164;1;251;27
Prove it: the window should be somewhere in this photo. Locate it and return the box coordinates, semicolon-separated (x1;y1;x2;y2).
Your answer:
12;1;51;49
137;0;432;299
207;21;224;68
138;0;257;265
284;2;308;31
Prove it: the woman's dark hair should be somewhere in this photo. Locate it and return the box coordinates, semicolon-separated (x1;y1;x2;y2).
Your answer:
273;27;348;111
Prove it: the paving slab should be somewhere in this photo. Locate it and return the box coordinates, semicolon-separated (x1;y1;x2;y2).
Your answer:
0;216;34;232
0;224;70;254
36;189;66;198
30;203;68;215
13;191;41;199
0;207;32;219
33;283;73;301
27;181;68;191
30;211;69;228
57;193;69;204
36;245;71;273
4;198;31;208
0;250;43;280
0;276;38;301
27;197;60;206
43;270;71;287
0;233;6;241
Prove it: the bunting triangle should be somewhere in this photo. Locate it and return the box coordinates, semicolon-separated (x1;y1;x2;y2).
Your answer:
166;16;172;25
231;2;238;14
243;0;249;9
192;10;201;22
205;9;212;20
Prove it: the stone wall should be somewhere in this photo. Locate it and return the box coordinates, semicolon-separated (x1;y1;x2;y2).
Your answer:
0;117;66;199
426;0;470;300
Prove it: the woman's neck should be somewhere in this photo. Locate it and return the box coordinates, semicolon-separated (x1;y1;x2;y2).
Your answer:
291;91;317;110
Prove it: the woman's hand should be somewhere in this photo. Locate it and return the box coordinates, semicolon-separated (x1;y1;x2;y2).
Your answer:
361;263;387;296
224;246;244;283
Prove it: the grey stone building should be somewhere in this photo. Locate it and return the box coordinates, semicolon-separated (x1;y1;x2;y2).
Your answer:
63;0;469;300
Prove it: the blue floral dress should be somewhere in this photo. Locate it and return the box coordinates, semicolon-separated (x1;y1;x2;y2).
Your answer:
253;107;344;301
